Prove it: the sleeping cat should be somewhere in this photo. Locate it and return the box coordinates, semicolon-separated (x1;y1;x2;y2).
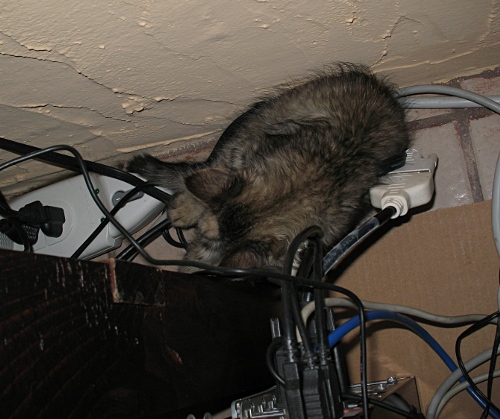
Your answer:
127;63;410;272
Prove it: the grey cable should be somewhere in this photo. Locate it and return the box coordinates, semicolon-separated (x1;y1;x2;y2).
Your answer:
434;370;500;418
300;298;491;337
400;95;500;109
426;346;500;419
397;85;500;114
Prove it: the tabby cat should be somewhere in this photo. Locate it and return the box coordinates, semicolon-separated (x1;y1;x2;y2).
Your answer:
127;63;410;272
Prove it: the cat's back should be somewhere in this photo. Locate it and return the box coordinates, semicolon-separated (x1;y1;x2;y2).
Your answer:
209;63;409;170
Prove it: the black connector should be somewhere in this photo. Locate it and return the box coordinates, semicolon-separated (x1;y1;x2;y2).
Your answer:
0;219;38;245
18;201;65;238
318;362;344;418
0;201;65;250
272;228;351;419
302;366;324;419
282;355;306;419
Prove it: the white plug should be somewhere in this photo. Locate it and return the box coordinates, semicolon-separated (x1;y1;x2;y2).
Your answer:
370;149;438;218
0;174;170;259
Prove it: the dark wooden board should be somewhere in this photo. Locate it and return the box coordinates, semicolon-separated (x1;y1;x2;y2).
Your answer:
0;250;281;418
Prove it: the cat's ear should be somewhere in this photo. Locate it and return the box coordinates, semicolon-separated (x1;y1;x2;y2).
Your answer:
185;168;243;205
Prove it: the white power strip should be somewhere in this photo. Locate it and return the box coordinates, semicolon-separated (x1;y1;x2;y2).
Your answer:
0;174;170;259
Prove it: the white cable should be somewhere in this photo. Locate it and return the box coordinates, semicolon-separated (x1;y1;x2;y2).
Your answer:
397;85;500;252
298;298;491;342
434;370;500;418
400;95;500;109
300;298;491;332
397;85;500;114
426;346;500;419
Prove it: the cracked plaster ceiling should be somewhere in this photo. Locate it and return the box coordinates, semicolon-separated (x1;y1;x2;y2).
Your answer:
0;0;499;196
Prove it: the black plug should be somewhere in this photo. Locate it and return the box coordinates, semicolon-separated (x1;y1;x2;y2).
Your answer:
302;364;324;419
18;201;65;237
0;219;38;245
279;274;308;419
282;343;306;419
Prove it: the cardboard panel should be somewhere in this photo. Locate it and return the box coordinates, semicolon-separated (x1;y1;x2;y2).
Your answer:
329;200;499;418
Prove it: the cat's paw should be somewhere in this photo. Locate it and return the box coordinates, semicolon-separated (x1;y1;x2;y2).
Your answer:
197;213;219;239
168;192;206;228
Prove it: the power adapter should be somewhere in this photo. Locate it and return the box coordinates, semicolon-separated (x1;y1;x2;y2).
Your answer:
0;174;169;259
323;148;438;275
370;148;438;217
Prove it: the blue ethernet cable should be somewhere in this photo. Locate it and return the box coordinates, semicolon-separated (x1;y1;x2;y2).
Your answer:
328;310;500;418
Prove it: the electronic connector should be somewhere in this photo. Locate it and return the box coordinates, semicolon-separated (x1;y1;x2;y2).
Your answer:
323;149;438;275
370;148;438;218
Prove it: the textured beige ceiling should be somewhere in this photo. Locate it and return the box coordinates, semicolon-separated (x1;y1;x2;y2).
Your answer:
1;0;499;196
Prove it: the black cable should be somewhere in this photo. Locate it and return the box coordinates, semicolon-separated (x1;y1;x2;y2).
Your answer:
289;283;315;363
455;311;500;417
13;219;32;252
312;236;328;355
280;226;368;418
323;206;396;276
175;227;188;247
320;209;394;419
0;218;32;252
282;226;322;364
116;217;172;261
296;246;314;285
0;191;33;252
341;393;425;419
280;279;297;362
483;315;500;418
266;337;286;386
283;225;323;275
0;191;19;218
280;227;321;366
296;246;315;305
310;235;346;419
162;227;188;249
0;137;172;204
71;181;158;259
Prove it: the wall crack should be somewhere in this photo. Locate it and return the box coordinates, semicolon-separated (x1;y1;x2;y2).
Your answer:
17;103;133;124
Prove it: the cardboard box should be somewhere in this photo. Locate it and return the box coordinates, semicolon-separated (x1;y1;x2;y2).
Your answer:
134;198;499;417
330;200;499;418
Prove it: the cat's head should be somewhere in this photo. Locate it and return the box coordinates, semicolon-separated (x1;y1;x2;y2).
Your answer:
176;167;294;271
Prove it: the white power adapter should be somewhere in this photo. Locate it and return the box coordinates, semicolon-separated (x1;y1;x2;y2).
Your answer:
0;174;170;259
370;149;438;217
323;149;438;275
